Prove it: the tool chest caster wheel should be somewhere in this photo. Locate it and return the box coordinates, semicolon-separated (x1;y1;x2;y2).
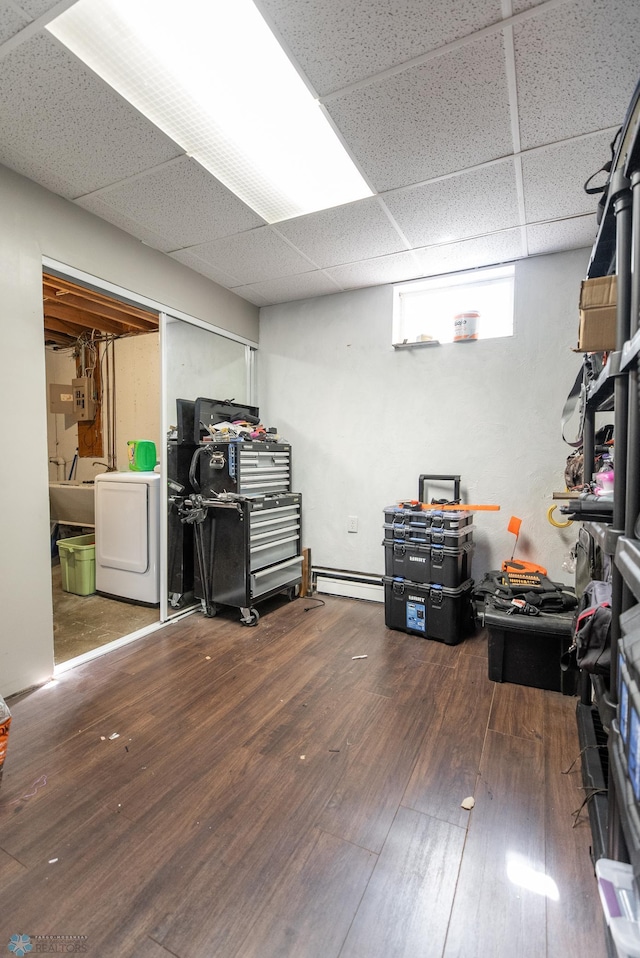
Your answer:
240;607;260;627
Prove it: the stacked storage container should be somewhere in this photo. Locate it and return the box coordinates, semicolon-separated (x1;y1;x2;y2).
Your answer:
382;475;475;645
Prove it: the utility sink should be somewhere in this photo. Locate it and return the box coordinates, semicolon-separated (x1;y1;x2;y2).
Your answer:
49;480;95;527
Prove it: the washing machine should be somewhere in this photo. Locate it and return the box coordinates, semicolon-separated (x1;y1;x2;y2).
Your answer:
95;472;161;604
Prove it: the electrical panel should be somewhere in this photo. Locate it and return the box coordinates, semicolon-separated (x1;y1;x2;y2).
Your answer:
72;377;96;422
49;382;74;415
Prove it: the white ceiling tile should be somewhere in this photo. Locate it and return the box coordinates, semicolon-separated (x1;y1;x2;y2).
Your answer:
527;215;597;256
0;2;29;44
326;32;513;191
514;0;640;150
15;0;64;18
168;249;244;288
326;250;423;289
0;140;83;196
274;198;406;268
383;160;520;248
258;0;504;95
511;0;547;12
0;33;182;196
239;270;341;305
225;286;271;308
77;158;264;252
182;227;316;286
73;193;179;252
521;130;616;223
414;229;524;276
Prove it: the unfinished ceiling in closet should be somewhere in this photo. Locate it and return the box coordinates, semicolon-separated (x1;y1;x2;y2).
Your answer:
43;273;159;348
1;0;639;307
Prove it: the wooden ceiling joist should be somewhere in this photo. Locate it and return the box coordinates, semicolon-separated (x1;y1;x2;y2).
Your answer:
43;272;159;345
44;301;137;336
43;315;89;338
44;330;76;347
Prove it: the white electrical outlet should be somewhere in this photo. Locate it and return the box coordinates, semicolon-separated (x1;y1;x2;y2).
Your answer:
347;516;358;533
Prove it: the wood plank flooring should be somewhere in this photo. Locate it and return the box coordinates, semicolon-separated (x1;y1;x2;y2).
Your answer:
0;595;607;958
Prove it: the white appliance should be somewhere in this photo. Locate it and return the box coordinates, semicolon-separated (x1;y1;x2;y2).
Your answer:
95;472;161;604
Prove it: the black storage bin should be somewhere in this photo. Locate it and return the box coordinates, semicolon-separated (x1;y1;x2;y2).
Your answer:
383;538;473;588
484;595;577;694
383;576;474;645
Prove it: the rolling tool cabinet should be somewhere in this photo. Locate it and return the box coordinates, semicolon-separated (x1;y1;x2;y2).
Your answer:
193;493;303;626
185;397;302;625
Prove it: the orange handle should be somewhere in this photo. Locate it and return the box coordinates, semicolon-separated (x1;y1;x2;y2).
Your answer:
398;502;500;511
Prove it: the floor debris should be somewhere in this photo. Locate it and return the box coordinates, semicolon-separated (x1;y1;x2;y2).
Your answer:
352;655;368;660
461;796;475;810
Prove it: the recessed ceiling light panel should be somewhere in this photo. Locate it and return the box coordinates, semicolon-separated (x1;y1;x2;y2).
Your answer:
47;0;373;222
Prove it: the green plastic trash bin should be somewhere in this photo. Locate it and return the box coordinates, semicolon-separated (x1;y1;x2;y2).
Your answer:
57;533;96;596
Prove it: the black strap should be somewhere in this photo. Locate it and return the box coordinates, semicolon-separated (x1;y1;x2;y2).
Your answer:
583;129;620;195
561;366;587;448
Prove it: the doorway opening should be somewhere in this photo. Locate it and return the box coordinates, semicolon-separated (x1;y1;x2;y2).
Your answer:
44;269;161;664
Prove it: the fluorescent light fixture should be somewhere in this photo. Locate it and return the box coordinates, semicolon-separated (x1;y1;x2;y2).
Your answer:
47;0;373;223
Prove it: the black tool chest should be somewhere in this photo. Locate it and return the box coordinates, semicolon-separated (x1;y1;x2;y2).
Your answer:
193;493;303;623
198;440;292;497
171;397;303;625
382;475;475;644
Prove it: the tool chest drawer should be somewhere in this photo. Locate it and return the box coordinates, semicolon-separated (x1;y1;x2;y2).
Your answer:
249;498;301;572
199;441;291;497
251;556;303;599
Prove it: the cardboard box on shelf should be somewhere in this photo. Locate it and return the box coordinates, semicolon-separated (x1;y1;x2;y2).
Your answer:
577;274;617;352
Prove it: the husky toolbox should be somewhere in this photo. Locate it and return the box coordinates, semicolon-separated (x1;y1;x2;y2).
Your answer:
383;519;473;547
484;595;577;694
383;538;474;588
384;504;473;534
383;577;475;644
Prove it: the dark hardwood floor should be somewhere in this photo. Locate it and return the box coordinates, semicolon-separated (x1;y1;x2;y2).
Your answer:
0;595;607;958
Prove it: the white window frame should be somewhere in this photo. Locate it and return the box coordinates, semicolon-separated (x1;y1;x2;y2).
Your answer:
393;264;515;348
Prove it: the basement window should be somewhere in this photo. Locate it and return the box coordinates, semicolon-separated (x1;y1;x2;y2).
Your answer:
393;264;515;347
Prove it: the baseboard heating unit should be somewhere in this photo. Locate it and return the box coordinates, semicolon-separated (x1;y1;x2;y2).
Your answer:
313;567;383;603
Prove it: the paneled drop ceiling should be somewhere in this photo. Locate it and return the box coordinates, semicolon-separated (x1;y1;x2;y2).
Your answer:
1;0;639;307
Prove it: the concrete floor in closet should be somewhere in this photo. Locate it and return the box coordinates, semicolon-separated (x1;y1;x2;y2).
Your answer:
51;560;159;663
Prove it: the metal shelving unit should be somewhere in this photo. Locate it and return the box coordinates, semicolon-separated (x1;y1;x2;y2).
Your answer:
576;79;640;880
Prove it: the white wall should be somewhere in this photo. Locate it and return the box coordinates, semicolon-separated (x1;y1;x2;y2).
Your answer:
258;248;591;589
45;333;161;481
114;333;161;470
0;163;258;698
164;319;249;430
